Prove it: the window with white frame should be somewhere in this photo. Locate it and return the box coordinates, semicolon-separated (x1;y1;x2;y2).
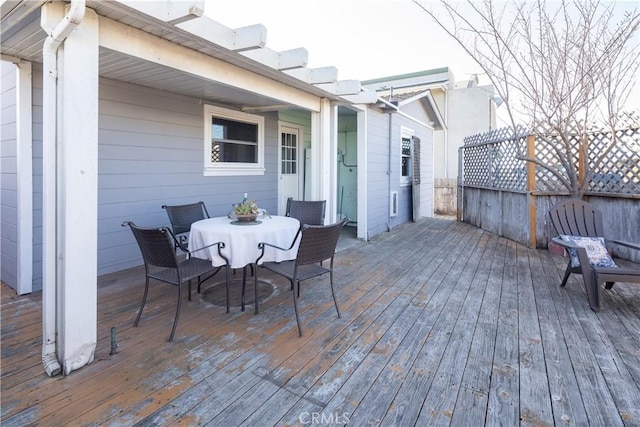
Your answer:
203;104;265;176
400;127;414;186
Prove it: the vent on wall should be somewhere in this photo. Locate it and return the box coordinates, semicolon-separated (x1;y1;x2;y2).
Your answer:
390;191;398;217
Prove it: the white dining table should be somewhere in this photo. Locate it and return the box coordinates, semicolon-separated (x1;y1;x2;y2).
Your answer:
188;215;300;269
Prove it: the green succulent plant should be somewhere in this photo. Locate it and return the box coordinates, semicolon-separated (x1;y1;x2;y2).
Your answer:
233;199;258;215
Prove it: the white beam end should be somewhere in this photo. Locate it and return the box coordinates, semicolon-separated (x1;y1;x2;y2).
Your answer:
233;24;267;52
115;1;204;24
242;46;307;70
316;80;362;96
341;91;380;104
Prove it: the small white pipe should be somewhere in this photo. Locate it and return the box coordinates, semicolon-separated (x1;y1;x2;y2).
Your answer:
41;0;86;377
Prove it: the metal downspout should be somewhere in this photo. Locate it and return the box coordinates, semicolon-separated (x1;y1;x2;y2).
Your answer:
379;97;398;231
388;112;393;231
41;0;86;377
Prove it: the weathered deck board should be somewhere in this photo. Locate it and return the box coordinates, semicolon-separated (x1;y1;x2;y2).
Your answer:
2;218;640;426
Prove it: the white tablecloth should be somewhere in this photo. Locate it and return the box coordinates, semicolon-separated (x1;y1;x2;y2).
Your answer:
188;216;300;268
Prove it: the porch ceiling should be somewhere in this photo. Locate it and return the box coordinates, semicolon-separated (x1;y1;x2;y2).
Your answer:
99;48;286;110
0;0;344;111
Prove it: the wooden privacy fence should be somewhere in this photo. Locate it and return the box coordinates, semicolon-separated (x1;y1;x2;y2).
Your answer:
457;113;640;261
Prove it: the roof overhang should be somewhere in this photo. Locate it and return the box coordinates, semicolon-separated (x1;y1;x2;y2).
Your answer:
1;0;376;112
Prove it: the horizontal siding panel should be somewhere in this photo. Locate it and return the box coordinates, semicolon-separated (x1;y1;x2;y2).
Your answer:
99;129;201;149
1;123;16;140
100;114;200;138
99;143;201;162
99;159;202;174
1;201;18;224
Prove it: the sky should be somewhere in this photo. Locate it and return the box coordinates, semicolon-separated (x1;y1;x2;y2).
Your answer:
206;0;640;113
205;0;486;84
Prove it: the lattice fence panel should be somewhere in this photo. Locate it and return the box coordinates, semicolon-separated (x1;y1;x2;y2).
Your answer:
491;137;527;191
461;112;640;195
586;118;640;194
463;126;528;190
463;144;490;187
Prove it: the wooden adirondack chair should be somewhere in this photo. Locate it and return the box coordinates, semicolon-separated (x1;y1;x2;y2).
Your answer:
548;199;640;311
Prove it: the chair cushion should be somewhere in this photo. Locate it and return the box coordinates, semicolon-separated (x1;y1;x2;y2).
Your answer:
560;235;617;269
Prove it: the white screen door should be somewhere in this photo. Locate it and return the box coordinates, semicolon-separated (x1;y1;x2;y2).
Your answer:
278;125;301;215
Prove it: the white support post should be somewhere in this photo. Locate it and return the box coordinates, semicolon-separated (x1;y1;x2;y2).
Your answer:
356;107;368;240
313;98;335;223
57;7;99;375
16;60;33;295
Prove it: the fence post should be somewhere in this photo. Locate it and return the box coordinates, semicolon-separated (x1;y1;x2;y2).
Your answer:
457;146;464;221
526;135;537;248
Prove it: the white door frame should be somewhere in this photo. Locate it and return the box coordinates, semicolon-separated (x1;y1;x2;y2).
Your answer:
277;121;304;215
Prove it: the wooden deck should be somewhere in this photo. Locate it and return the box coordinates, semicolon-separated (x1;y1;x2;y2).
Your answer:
2;218;640;426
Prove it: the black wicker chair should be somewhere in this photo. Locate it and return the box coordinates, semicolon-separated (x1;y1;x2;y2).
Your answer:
255;218;348;336
162;201;253;277
122;221;229;341
286;198;326;226
161;201;210;250
549;199;640;311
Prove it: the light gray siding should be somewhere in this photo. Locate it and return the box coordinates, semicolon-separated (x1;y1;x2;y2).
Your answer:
1;61;18;288
98;78;281;275
366;110;393;238
365;107;434;241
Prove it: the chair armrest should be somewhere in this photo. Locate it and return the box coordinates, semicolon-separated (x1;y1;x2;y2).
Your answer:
258;241;290;252
255;228;301;264
607;239;640;252
187;241;229;264
551;236;580;250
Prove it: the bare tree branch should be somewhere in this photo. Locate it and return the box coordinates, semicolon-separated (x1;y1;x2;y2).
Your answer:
414;0;640;197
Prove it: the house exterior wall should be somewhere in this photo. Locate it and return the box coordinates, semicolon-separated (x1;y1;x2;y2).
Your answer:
1;61;18;288
98;78;281;275
400;101;435;219
364;107;434;240
12;72;283;281
364;110;393;238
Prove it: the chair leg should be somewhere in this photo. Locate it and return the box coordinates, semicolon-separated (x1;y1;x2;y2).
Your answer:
198;267;221;294
169;284;183;341
293;280;302;337
584;269;601;312
560;262;572;287
330;270;341;318
134;277;150;327
188;279;192;301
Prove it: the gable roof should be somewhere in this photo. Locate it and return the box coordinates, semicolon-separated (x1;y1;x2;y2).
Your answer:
361;67;454;92
362;68;451;130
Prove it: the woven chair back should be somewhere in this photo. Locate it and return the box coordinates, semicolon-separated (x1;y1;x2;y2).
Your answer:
162;202;209;235
295;218;347;266
128;224;179;269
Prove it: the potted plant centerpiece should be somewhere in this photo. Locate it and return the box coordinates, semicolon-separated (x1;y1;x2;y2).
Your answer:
233;197;259;222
